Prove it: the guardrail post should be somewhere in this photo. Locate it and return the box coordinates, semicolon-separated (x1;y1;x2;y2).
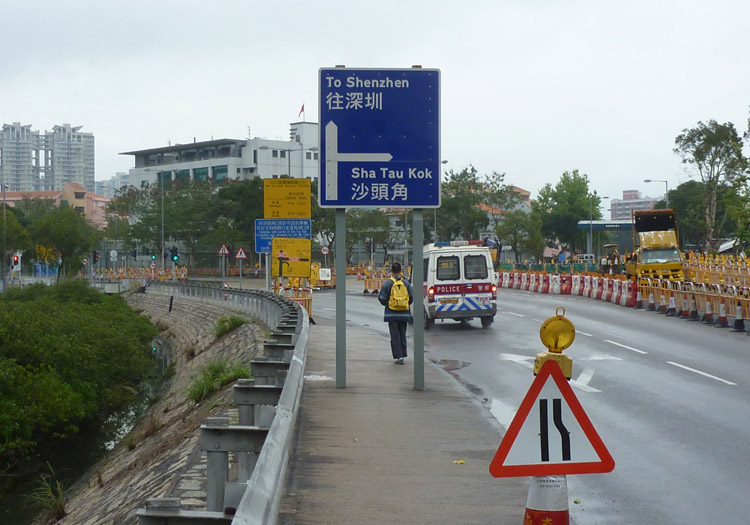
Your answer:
203;417;230;512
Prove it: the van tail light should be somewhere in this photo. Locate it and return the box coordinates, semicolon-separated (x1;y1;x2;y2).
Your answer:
428;286;435;303
491;284;497;300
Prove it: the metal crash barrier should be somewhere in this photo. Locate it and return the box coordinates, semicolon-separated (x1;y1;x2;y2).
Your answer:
136;281;309;525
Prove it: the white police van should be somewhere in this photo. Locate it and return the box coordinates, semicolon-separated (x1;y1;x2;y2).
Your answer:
412;241;497;329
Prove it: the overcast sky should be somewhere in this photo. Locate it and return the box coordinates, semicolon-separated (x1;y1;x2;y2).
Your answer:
2;0;748;207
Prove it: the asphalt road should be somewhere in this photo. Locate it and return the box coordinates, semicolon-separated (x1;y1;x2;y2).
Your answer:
313;284;750;525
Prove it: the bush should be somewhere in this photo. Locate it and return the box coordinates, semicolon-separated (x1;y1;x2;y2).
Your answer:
0;280;157;476
214;315;246;338
187;359;250;403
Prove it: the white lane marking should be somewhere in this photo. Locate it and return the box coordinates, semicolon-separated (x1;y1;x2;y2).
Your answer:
605;339;647;354
577;330;593;337
490;399;517;430
532;318;543;323
499;353;535;369
581;354;622;361
501;354;602;393
506;312;525;318
667;361;737;386
571;367;601;393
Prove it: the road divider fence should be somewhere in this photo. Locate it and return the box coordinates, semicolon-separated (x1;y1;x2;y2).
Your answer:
502;270;750;334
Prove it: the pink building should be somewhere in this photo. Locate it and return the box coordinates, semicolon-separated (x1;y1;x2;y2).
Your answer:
1;182;110;229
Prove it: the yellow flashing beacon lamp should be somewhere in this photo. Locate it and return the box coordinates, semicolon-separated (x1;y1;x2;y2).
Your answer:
534;307;575;379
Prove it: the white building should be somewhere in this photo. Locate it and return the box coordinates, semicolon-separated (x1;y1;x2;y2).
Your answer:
610;190;658;220
96;172;130;198
124;122;319;188
0;122;95;192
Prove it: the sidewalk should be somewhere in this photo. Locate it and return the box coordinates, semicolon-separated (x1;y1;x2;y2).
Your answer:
278;316;527;524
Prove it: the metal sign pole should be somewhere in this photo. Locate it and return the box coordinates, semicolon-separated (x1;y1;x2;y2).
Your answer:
265;253;271;292
412;210;425;390
335;208;347;388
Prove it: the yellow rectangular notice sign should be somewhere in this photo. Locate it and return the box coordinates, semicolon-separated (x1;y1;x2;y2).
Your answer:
264;178;311;219
271;237;312;278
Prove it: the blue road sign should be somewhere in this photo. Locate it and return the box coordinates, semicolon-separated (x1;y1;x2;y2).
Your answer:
255;219;311;254
318;68;440;208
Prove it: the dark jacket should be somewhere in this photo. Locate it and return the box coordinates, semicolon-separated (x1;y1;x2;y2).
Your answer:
378;275;414;322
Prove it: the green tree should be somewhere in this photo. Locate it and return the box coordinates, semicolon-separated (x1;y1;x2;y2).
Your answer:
216;179;264;266
483;171;521;234
345;209;389;264
0;280;156;484
30;207;97;282
311;180;336;250
438;166;488;240
496;208;544;263
170;181;221;266
535;170;597;253
674;120;747;250
0;208;31;261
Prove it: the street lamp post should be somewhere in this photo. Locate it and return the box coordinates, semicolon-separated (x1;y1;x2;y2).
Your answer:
163;175;167;271
644;179;669;208
434;160;448;243
142;168;166;272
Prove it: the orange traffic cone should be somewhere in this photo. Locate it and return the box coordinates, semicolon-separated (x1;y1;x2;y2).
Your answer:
523;476;569;525
732;304;745;332
634;287;644;309
715;297;729;328
658;293;667;314
688;295;700;321
702;298;714;324
679;297;689;319
665;294;677;316
647;291;656;311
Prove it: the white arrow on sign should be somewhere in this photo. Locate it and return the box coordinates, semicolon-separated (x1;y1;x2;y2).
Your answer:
325;121;392;201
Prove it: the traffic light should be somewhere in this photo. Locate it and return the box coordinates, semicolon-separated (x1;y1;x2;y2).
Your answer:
93;250;100;263
171;247;179;262
12;254;19;267
151;253;156;261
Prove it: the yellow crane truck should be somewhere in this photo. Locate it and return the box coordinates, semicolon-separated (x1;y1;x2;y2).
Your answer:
625;209;684;280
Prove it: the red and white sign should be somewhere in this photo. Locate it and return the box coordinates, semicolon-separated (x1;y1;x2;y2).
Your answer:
321;246;330;255
489;360;615;478
235;247;248;260
150;261;156;269
218;243;230;256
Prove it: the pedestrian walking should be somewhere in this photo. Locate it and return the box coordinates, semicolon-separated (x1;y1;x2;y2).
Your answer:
378;262;414;364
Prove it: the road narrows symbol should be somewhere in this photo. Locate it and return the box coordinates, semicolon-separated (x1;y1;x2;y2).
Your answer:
553;399;571;461
540;400;550;462
539;398;572;463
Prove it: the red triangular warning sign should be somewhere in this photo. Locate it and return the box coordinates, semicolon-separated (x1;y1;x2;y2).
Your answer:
235;247;247;260
489;360;615;477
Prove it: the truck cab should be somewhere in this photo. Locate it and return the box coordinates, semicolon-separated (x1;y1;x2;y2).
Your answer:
625;209;684;280
413;241;498;329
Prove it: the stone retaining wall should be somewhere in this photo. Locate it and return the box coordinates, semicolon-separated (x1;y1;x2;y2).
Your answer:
33;292;264;525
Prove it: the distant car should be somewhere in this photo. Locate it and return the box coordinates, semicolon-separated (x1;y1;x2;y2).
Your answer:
578;253;596;264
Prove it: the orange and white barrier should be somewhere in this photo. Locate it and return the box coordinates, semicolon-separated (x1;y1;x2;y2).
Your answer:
503;270;750;335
